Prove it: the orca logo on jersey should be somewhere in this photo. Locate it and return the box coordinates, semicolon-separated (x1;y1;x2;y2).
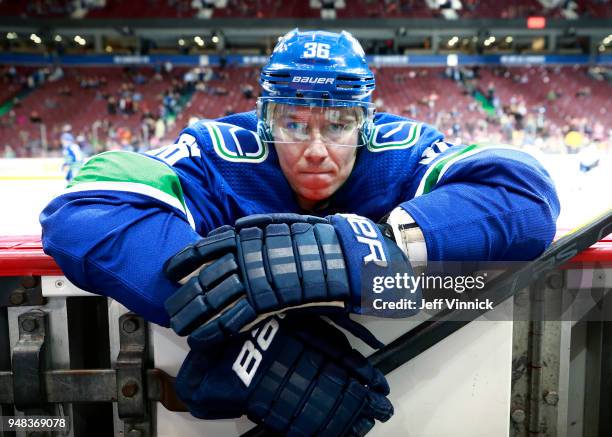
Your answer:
343;214;387;265
232;317;281;387
204;122;268;164
292;76;335;85
367;121;422;152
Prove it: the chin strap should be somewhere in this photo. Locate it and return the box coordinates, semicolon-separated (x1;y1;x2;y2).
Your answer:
384;207;428;274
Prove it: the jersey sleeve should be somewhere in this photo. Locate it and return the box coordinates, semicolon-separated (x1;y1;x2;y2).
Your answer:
397;142;560;261
40;147;210;326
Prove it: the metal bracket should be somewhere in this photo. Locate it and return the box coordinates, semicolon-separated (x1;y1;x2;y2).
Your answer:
11;310;48;410
116;313;151;437
0;309;186;436
0;369;184;410
116;313;147;418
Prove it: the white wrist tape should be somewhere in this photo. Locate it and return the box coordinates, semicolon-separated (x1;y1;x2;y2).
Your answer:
386;207;428;269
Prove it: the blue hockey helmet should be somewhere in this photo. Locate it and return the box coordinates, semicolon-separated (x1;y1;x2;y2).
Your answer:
60;132;75;146
260;29;375;101
258;29;376;147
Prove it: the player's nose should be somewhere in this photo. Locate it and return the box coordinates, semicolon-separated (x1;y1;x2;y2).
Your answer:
303;130;329;162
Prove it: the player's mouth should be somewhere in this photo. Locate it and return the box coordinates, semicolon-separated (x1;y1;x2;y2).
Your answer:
298;171;336;184
300;171;333;175
298;167;336;174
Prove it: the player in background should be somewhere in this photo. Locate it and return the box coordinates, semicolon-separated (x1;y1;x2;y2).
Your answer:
40;29;560;435
60;130;84;182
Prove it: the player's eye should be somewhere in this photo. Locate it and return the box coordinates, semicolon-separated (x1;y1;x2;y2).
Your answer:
325;121;354;137
285;121;308;133
328;123;345;133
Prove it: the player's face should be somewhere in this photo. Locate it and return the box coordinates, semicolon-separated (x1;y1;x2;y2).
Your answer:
272;105;359;209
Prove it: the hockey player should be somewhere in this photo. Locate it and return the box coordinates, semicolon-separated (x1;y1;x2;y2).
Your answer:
40;29;559;435
60;131;84;182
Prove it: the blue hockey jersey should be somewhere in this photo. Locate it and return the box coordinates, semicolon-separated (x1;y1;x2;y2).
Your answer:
40;111;560;325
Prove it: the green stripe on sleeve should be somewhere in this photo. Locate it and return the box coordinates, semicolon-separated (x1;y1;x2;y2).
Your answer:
65;151;195;228
68;151;186;208
417;144;480;196
415;144;522;197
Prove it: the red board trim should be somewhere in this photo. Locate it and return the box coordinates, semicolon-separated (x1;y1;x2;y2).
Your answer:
1;233;611;277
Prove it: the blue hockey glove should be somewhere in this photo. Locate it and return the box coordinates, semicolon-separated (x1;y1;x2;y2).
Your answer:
175;314;393;436
164;213;420;349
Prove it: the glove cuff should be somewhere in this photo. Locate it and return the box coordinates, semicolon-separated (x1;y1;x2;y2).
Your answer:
327;214;419;317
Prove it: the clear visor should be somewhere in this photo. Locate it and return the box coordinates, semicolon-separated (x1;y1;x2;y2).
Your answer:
259;97;374;147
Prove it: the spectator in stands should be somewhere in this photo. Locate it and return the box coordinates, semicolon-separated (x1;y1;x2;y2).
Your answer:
44;97;58;109
514;99;527;130
107;96;117;115
141;111;156;139
6;66;17;83
133;72;147;85
576;86;592;97
241;83;254;99
547;89;559;101
163;61;173;76
48;66;64;82
59;86;72;96
195;81;207;93
76;134;93;157
162;91;176;115
118;128;134;151
29;110;42;124
593;121;605;143
405;102;418;119
172;78;185;96
33;68;46;86
321;0;337;18
154;117;166;140
133;91;143;109
183;69;197;92
2;110;16;128
464;0;478;12
427;92;438;117
525;114;537;139
121;95;134;115
486;82;495;101
212;86;228;96
201;67;213;82
385;0;399;14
